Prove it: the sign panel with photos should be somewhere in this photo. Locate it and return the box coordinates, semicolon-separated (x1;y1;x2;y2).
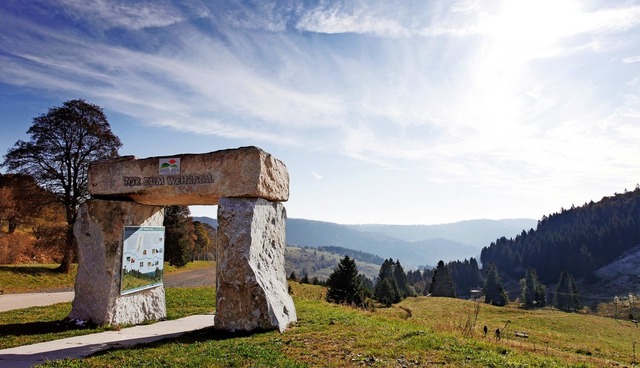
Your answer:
121;226;165;295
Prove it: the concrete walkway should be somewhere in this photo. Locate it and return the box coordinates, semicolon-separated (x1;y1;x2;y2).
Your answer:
0;292;75;312
0;292;215;367
0;314;215;367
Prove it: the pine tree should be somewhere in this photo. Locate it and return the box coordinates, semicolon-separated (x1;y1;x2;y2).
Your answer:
393;260;414;297
554;270;580;311
374;259;401;306
429;260;456;297
535;283;547;308
326;256;367;308
374;278;398;307
521;268;544;308
483;264;509;306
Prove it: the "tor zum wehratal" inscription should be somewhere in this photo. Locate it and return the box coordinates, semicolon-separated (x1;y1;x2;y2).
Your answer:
123;174;215;187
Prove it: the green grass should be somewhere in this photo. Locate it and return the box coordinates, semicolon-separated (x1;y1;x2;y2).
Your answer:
0;287;215;350
0;261;213;293
0;303;111;349
3;283;639;367
166;287;215;320
0;264;78;293
2;266;638;367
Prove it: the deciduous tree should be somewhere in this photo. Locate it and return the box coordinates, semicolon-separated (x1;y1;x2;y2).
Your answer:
192;221;211;261
0;174;56;233
2;100;122;272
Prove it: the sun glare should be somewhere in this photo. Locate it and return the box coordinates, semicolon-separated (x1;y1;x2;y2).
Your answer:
480;0;583;63
456;0;585;141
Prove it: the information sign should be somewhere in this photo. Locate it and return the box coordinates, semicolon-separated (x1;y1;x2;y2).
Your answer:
121;226;165;295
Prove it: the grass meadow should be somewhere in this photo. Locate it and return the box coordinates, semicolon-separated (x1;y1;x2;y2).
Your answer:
1;274;639;367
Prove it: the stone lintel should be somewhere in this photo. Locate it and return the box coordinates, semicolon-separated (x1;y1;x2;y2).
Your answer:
88;146;289;206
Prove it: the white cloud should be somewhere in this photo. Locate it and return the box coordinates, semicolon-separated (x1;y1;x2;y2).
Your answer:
2;0;640;212
622;55;640;63
311;171;323;180
58;0;209;30
296;7;411;37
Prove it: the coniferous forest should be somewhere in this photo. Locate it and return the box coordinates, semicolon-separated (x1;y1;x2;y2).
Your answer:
480;187;640;284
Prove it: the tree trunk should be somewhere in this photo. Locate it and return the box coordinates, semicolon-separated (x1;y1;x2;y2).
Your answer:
56;223;76;273
7;218;17;234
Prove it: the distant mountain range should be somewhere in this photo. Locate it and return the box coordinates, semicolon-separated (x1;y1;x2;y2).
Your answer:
194;216;536;268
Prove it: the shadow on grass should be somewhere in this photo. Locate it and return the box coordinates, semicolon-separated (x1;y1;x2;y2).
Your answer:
89;326;274;357
0;265;63;276
0;319;97;337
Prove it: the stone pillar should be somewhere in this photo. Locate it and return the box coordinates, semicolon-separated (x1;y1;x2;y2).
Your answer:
70;199;166;325
215;197;296;332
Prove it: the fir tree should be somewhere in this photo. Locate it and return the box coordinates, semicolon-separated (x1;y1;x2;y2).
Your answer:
374;278;398;307
554;270;580;312
429;260;456;297
535;284;547;308
326;256;367;308
393;260;414;297
374;259;401;306
521;268;545;308
483;264;509;306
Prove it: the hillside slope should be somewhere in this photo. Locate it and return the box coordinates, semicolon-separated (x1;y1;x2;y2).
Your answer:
196;216;537;268
286;218;534;267
285;245;380;281
349;218;537;247
480;188;640;285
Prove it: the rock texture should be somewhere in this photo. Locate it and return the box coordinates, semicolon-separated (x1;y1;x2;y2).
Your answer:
88;146;289;205
70;199;166;325
72;146;296;332
215;198;296;333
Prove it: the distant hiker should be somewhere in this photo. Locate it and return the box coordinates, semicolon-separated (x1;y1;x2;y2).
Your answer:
483;325;488;337
495;328;501;340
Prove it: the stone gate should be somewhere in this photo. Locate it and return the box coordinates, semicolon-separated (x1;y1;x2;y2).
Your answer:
69;146;297;332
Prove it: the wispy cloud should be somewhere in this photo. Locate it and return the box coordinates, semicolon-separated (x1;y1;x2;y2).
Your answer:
311;171;323;180
296;7;411;37
58;0;209;31
1;0;639;197
622;55;640;63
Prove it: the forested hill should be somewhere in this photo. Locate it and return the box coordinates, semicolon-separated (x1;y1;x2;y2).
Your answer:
480;187;640;284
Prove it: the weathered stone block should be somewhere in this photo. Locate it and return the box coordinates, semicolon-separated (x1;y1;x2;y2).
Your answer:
215;198;296;332
88;146;289;206
70;199;166;325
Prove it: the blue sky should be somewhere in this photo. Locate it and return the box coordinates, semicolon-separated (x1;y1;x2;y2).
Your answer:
1;0;639;225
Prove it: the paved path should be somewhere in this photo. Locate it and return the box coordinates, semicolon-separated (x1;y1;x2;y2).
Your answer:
0;267;218;367
0;314;215;367
0;292;75;312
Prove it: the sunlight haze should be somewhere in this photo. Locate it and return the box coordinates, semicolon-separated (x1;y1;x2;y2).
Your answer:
1;0;639;225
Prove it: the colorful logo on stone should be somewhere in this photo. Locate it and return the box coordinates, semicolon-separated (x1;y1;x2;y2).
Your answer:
159;158;180;175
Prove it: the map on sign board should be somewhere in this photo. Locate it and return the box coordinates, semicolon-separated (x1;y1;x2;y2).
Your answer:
121;226;165;295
